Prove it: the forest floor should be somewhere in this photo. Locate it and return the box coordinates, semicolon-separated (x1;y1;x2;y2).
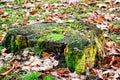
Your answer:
0;0;120;80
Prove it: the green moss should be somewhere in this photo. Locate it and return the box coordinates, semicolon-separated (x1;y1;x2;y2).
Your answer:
10;36;15;52
15;35;27;51
0;46;3;54
65;47;83;72
14;0;24;5
75;53;85;74
84;46;97;68
109;34;120;45
112;22;120;27
47;33;64;41
43;75;55;80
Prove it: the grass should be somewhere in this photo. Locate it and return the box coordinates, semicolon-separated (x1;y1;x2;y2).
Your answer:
20;71;40;80
43;75;55;80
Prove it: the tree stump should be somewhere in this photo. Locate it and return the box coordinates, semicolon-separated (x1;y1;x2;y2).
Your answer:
1;21;105;74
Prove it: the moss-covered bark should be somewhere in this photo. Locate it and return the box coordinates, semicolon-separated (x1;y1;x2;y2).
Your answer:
1;22;105;74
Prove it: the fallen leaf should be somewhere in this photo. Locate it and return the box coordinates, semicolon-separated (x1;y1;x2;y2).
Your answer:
108;24;114;32
42;52;50;58
45;16;52;22
23;18;27;25
85;0;89;4
0;64;15;76
78;8;84;13
0;35;3;42
96;15;104;24
89;1;97;6
56;68;70;75
109;0;113;6
113;27;120;33
114;46;120;53
8;56;16;64
4;17;8;21
30;9;38;15
0;11;4;15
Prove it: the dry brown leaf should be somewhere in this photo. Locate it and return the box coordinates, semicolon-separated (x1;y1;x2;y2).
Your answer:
64;48;67;55
29;51;34;55
0;11;4;15
85;0;89;4
78;8;84;13
96;15;104;24
45;16;52;22
113;27;120;33
8;56;16;64
23;19;27;25
0;35;3;42
109;0;113;6
14;62;22;69
89;1;97;6
56;68;70;75
114;46;120;53
108;24;114;32
0;64;15;76
42;52;50;58
4;17;8;21
30;9;38;15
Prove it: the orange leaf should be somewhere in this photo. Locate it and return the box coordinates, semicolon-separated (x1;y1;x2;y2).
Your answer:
109;0;113;6
30;10;38;15
85;0;89;4
108;24;114;32
45;16;52;22
23;18;27;25
78;8;84;13
0;35;3;42
56;68;70;75
42;52;50;58
113;27;120;32
4;17;8;21
89;1;97;6
0;11;4;15
96;15;104;24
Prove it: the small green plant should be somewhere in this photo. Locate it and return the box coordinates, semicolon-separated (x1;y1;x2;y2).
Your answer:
14;0;24;5
20;71;40;80
28;47;45;57
41;13;47;19
112;22;120;27
0;64;6;73
0;46;3;54
109;34;120;45
43;75;55;80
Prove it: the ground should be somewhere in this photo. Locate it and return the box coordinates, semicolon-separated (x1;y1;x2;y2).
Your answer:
0;0;120;80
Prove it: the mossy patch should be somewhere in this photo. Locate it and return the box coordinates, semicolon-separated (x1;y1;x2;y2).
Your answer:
47;33;64;41
43;75;55;80
20;71;40;80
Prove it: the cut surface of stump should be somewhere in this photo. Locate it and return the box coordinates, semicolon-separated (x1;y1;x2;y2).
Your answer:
2;22;91;53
